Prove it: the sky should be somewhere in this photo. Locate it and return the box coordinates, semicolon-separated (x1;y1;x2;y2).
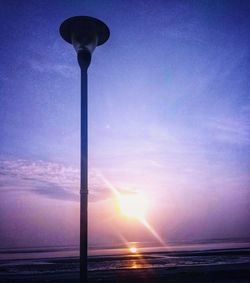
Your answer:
0;0;249;249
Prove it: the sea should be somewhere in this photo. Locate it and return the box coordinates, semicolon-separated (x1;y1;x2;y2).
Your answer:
0;239;250;274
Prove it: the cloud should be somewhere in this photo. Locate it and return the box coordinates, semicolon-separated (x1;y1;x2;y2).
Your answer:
34;182;79;202
0;158;111;202
205;116;250;145
28;59;77;78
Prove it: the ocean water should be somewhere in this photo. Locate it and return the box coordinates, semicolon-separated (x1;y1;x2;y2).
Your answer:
0;239;250;275
1;239;250;260
1;251;250;274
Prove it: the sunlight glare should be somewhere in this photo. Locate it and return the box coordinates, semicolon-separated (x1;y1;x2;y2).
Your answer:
117;193;148;219
129;246;138;254
99;174;165;247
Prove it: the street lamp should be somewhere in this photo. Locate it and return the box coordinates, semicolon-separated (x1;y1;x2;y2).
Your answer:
59;16;110;283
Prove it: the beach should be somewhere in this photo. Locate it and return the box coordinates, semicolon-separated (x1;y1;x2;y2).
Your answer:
1;248;250;283
1;263;250;283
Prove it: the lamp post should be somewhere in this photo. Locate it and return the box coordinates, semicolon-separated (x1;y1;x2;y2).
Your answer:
59;16;110;282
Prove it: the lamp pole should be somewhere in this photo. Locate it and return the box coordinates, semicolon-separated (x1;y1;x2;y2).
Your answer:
59;16;110;283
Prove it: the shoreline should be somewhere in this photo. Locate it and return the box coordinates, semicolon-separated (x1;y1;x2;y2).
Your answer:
1;248;250;282
1;246;249;262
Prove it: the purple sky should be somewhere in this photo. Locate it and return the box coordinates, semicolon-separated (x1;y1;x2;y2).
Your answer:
0;0;249;249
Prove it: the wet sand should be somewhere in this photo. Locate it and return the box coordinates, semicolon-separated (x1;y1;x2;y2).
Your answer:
91;263;250;283
1;263;250;283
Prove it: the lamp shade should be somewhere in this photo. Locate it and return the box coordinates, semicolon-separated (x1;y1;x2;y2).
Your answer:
60;16;110;54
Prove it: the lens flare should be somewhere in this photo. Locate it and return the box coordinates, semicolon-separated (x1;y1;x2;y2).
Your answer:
117;193;148;219
99;174;166;247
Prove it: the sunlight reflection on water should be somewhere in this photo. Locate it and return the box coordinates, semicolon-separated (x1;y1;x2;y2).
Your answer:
1;240;250;261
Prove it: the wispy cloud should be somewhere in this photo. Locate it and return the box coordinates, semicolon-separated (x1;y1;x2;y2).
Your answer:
205;116;250;145
28;59;77;78
0;158;111;202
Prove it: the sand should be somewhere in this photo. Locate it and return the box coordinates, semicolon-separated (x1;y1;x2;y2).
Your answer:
0;262;250;283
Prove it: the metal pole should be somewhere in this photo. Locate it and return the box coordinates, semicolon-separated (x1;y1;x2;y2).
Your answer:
59;16;110;283
78;51;91;283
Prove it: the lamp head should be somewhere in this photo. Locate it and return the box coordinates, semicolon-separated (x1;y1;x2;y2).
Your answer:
60;16;110;55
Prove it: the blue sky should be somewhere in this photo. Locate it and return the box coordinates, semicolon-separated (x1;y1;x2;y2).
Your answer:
0;0;249;248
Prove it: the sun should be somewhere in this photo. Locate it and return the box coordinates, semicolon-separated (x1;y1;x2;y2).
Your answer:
129;246;138;254
117;193;148;220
